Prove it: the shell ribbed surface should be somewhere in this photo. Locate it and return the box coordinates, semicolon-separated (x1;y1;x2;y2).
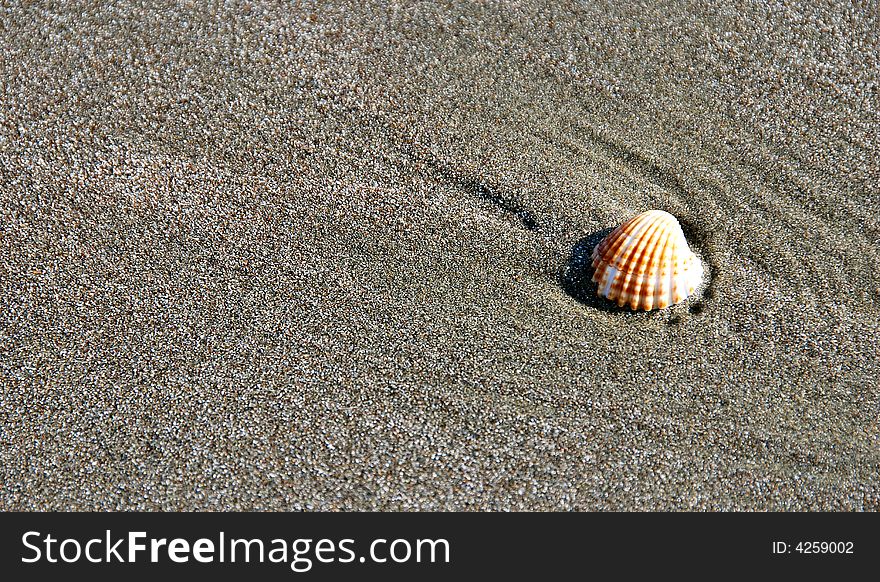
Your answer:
590;210;703;310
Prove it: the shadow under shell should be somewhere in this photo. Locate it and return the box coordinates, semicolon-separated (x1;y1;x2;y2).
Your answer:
558;227;639;314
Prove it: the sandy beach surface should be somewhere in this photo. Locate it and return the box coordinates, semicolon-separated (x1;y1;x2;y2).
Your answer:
1;0;878;510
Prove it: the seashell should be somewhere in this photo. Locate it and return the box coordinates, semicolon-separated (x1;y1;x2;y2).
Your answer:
591;210;703;311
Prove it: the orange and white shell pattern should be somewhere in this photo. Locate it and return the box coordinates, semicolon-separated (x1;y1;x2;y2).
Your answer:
591;210;703;311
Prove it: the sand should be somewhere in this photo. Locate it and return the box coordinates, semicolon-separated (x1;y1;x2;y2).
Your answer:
1;0;878;510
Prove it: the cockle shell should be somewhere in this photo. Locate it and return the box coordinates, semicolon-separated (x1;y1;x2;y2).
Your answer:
591;210;702;311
